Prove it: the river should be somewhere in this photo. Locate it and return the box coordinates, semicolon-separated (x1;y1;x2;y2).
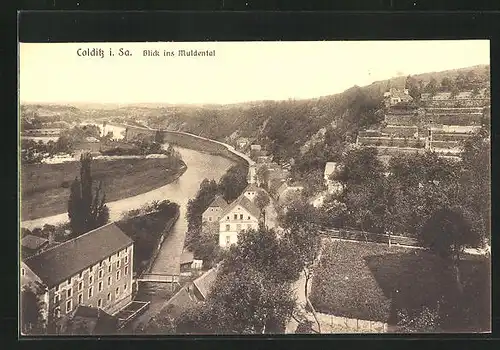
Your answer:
21;145;235;330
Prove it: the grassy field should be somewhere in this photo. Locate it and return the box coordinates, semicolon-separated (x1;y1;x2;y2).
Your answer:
310;240;490;332
21;158;186;220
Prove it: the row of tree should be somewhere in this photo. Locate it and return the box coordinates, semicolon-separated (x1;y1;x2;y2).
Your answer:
318;126;490;256
405;68;490;100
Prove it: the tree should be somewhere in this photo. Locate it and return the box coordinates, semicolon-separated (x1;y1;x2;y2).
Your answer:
397;304;441;333
282;221;324;333
424;77;438;95
338;147;384;187
254;189;270;224
21;284;46;335
178;226;299;334
405;75;421;100
218;164;248;202
67;152;109;236
186;178;219;232
255;165;270;189
420;206;479;293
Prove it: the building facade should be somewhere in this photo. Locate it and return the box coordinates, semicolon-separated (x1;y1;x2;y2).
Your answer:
218;191;260;248
21;223;134;334
202;195;228;223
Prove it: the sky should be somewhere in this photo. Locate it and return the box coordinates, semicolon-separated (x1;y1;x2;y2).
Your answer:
19;40;490;105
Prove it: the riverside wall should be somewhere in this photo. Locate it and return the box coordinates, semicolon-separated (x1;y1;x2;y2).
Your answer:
121;125;254;170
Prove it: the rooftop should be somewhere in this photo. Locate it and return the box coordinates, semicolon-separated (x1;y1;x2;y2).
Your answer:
193;267;218;300
207;195;228;209
23;223;133;288
223;194;261;219
180;250;195;265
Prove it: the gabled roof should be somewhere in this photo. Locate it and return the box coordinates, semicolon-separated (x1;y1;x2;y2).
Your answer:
65;305;118;335
23;223;133;288
222;195;261;219
164;287;199;319
180;250;195;265
193;267;218;300
244;183;259;192
207;195;228;208
21;235;49;251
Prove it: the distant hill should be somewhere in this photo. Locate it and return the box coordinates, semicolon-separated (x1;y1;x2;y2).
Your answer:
21;64;489;164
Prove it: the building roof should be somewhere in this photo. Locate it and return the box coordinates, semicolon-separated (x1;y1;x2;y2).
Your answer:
324;162;341;177
21;235;49;251
163;287;199;319
193;267;218;300
23;223;133;288
207;195;228;209
244;183;259;192
180;250;195;265
64;305;118;335
222;194;261;219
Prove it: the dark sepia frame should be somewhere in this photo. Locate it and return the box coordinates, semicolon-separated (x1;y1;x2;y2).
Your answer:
12;4;500;348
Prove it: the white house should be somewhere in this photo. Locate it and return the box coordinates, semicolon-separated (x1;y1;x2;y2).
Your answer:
324;162;343;194
218;194;260;248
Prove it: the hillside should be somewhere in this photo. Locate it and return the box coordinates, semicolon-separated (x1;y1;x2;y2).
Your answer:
21;64;490;167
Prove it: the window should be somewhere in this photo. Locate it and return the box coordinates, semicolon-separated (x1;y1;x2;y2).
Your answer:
125;256;128;264
98;270;103;279
54;295;60;304
225;224;230;231
66;300;72;313
89;276;93;285
247;216;250;220
99;261;103;267
125;266;128;276
67;278;71;285
21;268;25;277
55;284;60;292
54;307;61;318
117;260;120;268
79;272;83;279
124;283;127;292
78;282;83;291
67;288;72;298
116;271;121;281
107;292;111;301
118;250;121;257
226;216;229;220
98;281;103;292
108;276;112;286
115;287;119;296
88;287;93;298
108;256;111;263
97;299;102;308
208;217;212;222
234;214;238;220
108;265;112;273
90;266;93;273
240;214;243;220
78;294;83;305
225;236;231;245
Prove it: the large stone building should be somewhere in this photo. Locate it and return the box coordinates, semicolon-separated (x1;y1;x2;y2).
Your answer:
21;223;134;334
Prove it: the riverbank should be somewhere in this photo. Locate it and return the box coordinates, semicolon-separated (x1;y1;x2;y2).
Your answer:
117;202;180;278
21;157;187;221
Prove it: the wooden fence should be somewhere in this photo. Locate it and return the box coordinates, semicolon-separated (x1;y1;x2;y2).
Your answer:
320;227;420;248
